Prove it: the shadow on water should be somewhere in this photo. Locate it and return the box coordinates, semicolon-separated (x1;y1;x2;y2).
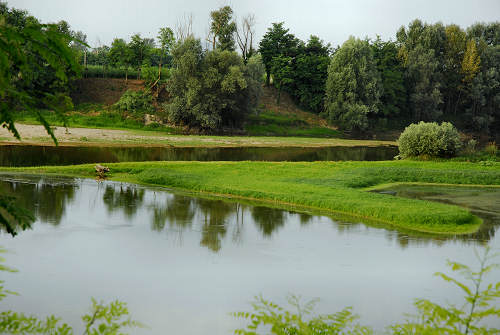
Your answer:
0;144;398;166
0;174;497;251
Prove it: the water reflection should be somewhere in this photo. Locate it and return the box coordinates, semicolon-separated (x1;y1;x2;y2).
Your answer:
0;145;399;167
0;175;497;251
150;195;194;231
102;184;145;218
251;206;285;237
0;176;76;225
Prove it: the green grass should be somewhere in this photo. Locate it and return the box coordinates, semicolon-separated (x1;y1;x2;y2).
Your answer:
245;110;341;138
4;160;499;234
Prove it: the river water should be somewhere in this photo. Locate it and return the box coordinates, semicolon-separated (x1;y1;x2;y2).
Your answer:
0;175;498;334
0;144;398;166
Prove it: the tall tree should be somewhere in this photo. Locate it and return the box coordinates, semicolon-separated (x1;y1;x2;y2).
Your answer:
259;22;298;86
290;35;331;113
324;37;381;131
108;38;132;80
371;37;406;118
129;33;154;79
209;6;236;51
397;20;445;121
157;27;175;79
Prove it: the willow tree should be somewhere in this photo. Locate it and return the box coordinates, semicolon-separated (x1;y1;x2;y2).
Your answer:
323;37;381;131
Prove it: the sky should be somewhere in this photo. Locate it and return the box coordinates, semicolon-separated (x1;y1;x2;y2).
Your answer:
7;0;500;48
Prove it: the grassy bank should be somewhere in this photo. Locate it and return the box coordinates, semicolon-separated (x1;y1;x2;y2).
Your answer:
3;160;499;234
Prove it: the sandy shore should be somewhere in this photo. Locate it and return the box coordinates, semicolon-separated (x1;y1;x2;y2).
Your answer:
0;124;396;147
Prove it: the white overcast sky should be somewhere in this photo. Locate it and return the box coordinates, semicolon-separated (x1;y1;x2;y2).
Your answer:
7;0;500;48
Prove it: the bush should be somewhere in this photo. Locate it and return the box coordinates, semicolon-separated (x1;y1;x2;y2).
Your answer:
113;89;154;116
398;121;461;158
484;142;498;156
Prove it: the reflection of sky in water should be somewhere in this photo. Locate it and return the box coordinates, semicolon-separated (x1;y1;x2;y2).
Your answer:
0;176;498;334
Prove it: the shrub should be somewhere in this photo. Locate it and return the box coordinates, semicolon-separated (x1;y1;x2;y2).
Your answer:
398;121;461;158
113;89;154;116
484;142;498;156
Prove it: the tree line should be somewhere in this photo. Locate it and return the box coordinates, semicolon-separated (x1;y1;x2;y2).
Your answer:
260;20;500;138
2;1;499;137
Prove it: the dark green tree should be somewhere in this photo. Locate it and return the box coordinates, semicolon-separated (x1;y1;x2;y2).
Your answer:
290;35;331;113
259;22;298;86
371;37;406;119
165;37;249;131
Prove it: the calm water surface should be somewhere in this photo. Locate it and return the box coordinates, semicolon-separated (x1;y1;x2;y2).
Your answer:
0;175;498;334
0;144;398;166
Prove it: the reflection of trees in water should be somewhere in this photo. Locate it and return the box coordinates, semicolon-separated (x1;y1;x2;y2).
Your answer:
150;195;195;231
102;184;145;218
196;198;234;252
0;178;75;225
251;206;285;237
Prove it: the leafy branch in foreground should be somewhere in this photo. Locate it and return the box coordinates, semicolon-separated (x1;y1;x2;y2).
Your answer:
233;295;372;335
235;248;500;335
0;249;141;335
391;247;500;335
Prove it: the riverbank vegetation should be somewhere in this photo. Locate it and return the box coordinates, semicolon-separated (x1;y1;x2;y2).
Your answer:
3;160;499;234
3;2;499;140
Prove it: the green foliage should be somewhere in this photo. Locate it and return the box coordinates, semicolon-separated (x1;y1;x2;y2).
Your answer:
0;2;82;144
290;36;331;113
209;6;236;51
128;33;154;74
234;250;500;335
271;55;294;105
157;27;175;58
259;22;299;86
371;37;406;118
0;250;140;334
234;295;372;335
324;37;382;131
390;247;500;335
398;121;462;158
108;38;132;78
113;89;154;116
0;193;34;236
165;37;249;131
244;54;265;111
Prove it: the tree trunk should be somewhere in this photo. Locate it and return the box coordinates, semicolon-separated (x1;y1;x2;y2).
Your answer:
277;84;282;106
266;72;270;86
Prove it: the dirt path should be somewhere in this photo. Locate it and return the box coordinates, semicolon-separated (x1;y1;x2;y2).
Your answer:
0;124;396;147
